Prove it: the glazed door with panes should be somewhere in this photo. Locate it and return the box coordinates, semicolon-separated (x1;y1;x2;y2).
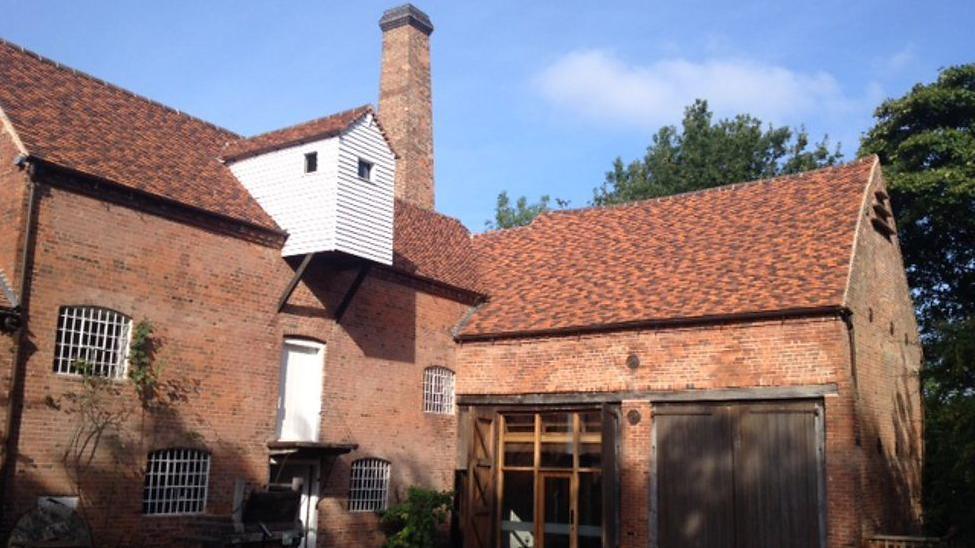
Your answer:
497;409;615;548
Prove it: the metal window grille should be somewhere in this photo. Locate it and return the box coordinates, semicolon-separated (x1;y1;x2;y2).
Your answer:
54;306;132;378
423;366;455;415
348;458;390;512
143;448;211;515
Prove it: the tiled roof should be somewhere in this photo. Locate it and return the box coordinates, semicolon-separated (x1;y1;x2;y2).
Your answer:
0;39;481;295
459;158;877;339
221;105;375;162
0;39;279;231
393;199;484;296
0;268;17;309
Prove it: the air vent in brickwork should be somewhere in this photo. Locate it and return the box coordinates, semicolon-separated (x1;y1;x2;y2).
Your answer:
870;189;896;241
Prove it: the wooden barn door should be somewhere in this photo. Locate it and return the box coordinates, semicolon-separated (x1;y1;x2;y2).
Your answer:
655;405;736;548
654;400;823;548
465;407;497;548
734;402;824;548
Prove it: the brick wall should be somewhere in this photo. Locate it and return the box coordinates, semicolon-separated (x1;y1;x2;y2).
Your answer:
2;178;288;546
379;14;435;210
457;316;864;547
0;129;28;488
0;130;27;283
1;172;469;546
845;166;924;534
278;268;469;546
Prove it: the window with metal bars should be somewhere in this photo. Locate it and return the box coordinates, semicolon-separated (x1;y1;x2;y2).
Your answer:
348;458;390;512
423;366;455;415
143;448;211;515
53;306;132;378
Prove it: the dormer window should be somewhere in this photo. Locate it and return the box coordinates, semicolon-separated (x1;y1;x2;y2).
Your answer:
357;158;373;181
304;152;318;173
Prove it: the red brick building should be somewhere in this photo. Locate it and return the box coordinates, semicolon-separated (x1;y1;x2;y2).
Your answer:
0;4;922;548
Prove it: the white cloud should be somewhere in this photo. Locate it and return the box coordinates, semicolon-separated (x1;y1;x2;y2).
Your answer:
533;49;859;130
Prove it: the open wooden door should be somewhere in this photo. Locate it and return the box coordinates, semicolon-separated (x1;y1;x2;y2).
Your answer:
465;406;497;548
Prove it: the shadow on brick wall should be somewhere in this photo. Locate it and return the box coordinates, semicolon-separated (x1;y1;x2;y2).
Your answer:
1;331;266;547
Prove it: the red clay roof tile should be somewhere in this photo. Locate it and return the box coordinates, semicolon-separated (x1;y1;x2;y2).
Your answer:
221;105;374;162
0;39;877;315
460;158;877;339
393;199;484;295
0;39;278;231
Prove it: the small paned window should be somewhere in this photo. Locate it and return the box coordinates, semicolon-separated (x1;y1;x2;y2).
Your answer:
348;458;390;512
53;306;132;378
143;448;211;515
357;158;373;181
304;152;318;173
423;367;456;415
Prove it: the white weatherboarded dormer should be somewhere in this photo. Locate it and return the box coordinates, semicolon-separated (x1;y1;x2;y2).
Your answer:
225;108;395;264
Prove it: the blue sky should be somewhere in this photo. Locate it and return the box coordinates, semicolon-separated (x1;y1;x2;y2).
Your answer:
1;1;970;231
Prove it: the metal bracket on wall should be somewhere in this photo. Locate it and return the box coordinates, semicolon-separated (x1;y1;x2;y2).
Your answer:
0;307;22;334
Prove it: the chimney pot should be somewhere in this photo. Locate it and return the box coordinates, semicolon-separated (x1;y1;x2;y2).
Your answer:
379;4;434;35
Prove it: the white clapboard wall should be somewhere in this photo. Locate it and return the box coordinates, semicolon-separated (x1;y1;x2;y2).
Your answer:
335;114;395;264
228;113;395;264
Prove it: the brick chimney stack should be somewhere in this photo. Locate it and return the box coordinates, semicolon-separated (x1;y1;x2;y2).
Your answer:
379;4;435;210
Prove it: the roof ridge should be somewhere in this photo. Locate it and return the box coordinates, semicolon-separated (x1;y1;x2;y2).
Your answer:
541;156;876;220
395;198;475;239
475;220;538;239
473;157;876;240
0;37;240;139
232;104;373;143
474;154;876;238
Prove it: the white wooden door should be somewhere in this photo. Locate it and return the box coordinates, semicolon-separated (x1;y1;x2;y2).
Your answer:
277;339;325;441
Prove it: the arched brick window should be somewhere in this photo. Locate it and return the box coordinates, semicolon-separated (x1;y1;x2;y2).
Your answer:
348;458;391;512
423;366;455;415
53;306;132;378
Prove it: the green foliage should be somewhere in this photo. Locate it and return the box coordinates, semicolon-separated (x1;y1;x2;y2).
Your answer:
594;99;843;205
380;487;453;548
921;318;975;540
860;63;975;541
127;319;162;403
860;64;975;329
488;99;840;230
487;191;569;229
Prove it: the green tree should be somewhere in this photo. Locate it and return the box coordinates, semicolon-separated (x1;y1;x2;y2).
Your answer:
860;63;975;541
489;99;840;228
487;191;568;229
594;99;842;205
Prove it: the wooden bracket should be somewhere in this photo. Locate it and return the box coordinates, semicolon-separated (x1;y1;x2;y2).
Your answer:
277;253;315;312
334;264;371;323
